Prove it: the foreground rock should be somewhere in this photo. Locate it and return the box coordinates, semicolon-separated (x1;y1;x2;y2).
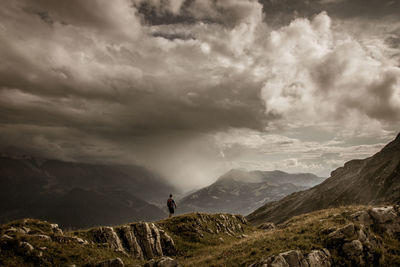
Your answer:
157;213;248;243
250;205;400;266
144;256;179;267
86;222;176;260
249;249;331;267
86;257;124;267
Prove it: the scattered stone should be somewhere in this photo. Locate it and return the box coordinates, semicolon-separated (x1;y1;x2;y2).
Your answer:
87;257;124;267
144;257;178;267
159;229;176;256
280;250;308;266
89;227;124;252
218;237;224;242
22;227;31;234
249;249;331;267
116;225;144;260
39;246;47;250
326;224;356;247
257;222;276;231
342;240;363;257
156;256;179;267
19;241;34;253
75;237;89;245
307;249;331;267
1;234;13;241
33;234;51;241
51;223;63;235
5;227;17;234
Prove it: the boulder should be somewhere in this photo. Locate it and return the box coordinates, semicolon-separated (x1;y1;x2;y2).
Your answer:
19;241;34;254
32;234;51;241
249;249;331;267
131;222;163;259
87;258;124;267
342;240;363;257
159;229;176;256
279;250;309;267
50;223;63;235
144;257;178;267
326;224;356;247
258;222;276;231
89;227;124;252
306;249;331;267
116;225;144;260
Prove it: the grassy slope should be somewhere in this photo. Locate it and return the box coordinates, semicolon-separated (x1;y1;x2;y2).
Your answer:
0;219;145;267
1;206;400;266
160;206;400;266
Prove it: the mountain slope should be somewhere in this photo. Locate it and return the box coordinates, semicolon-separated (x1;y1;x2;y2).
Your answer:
247;133;400;224
0;156;177;228
178;169;324;215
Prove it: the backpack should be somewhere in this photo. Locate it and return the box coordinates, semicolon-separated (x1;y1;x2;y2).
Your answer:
167;198;174;208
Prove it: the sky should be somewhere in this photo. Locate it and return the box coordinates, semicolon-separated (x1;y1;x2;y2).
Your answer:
0;0;399;191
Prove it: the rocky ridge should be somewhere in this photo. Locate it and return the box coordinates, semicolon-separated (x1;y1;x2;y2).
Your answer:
85;222;176;260
249;205;400;266
0;213;249;266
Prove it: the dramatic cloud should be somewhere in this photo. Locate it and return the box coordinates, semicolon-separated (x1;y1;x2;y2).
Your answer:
0;0;399;190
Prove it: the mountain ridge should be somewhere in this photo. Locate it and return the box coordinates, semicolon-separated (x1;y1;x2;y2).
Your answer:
178;169;325;215
247;133;400;224
0;156;178;228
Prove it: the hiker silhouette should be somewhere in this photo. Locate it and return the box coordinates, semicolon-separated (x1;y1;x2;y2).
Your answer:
167;194;177;218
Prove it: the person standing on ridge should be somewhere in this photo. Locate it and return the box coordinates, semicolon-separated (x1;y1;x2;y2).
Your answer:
167;194;177;218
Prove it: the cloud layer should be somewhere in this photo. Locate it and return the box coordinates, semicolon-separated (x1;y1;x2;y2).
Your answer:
0;0;399;189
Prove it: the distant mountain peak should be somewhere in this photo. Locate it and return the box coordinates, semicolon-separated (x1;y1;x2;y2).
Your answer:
247;133;400;225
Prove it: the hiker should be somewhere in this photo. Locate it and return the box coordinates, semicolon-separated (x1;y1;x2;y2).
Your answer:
167;194;177;218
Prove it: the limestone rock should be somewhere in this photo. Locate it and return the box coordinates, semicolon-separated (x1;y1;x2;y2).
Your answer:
131;222;163;259
342;240;363;257
306;249;331;267
144;256;179;267
19;241;34;254
32;234;51;241
257;222;276;231
89;227;124;252
249;249;331;267
87;257;124;267
116;225;144;260
326;224;356;247
159;229;176;256
279;250;309;267
50;223;63;235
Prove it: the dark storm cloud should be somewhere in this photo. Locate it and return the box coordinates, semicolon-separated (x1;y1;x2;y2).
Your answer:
0;0;399;189
259;0;400;26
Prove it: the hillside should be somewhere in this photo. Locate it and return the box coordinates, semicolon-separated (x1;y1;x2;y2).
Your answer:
1;205;399;266
247;133;400;225
178;169;324;215
0;156;178;228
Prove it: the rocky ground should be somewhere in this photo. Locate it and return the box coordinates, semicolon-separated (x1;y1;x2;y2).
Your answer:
1;206;400;266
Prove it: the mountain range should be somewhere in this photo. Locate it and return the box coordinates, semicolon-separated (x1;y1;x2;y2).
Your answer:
247;133;400;224
0;156;178;228
177;169;325;215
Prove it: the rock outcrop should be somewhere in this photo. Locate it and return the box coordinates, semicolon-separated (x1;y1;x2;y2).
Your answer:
86;257;125;267
144;256;179;267
324;206;400;266
249;249;331;267
250;205;400;266
157;213;248;242
86;222;176;260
